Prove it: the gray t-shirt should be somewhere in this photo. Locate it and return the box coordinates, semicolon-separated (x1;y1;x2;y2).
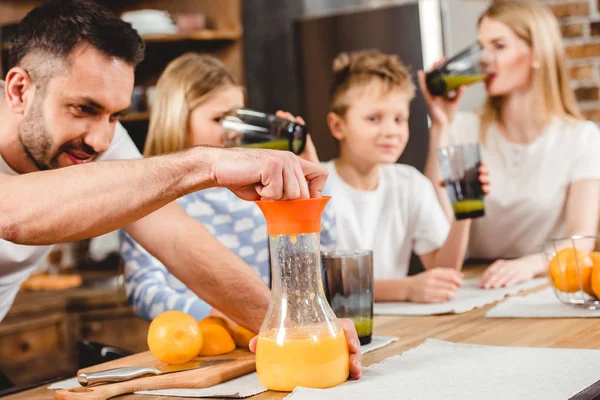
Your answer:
0;80;142;321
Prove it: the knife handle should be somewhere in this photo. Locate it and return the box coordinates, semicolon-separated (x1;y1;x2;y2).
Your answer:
78;366;161;386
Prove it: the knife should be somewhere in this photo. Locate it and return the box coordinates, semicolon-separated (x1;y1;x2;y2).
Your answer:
78;358;233;386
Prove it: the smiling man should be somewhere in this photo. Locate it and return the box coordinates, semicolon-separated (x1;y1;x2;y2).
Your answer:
0;0;329;333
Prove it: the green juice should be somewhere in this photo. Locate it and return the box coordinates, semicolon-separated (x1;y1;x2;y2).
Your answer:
351;317;373;345
452;199;485;220
443;74;487;92
427;72;487;96
241;139;289;151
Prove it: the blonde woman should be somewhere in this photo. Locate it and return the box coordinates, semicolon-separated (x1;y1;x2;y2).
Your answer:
121;53;336;321
420;0;600;289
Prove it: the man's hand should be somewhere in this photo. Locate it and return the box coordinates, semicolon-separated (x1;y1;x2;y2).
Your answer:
209;147;327;200
249;318;363;380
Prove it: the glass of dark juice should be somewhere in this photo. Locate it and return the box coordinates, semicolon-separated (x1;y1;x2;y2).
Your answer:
321;250;374;345
438;143;485;220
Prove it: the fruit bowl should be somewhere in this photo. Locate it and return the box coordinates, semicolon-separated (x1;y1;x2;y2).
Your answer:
542;236;600;310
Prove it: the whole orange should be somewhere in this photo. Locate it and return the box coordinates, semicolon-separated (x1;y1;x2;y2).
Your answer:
548;248;593;293
232;325;255;349
199;316;235;336
198;323;236;356
590;252;600;299
147;311;203;364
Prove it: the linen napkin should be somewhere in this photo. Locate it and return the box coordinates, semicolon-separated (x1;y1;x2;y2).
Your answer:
285;338;600;400
374;278;546;316
48;336;398;398
486;287;600;318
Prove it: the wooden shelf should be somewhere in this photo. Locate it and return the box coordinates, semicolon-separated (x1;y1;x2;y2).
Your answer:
141;29;242;43
121;111;149;122
0;29;242;52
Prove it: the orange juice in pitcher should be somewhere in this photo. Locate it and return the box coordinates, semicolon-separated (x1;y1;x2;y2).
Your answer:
257;327;349;391
254;197;350;392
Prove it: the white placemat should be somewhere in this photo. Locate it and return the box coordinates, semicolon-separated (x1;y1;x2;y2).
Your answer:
374;278;547;316
284;338;600;400
48;336;398;398
486;287;600;318
361;335;398;354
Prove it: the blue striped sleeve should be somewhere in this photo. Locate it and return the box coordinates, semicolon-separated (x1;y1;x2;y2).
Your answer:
120;230;211;321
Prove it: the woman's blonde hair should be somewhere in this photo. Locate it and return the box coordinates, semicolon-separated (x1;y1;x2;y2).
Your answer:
144;53;240;156
329;50;415;116
478;0;582;137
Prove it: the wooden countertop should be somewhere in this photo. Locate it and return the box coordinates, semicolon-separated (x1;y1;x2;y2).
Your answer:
7;267;600;400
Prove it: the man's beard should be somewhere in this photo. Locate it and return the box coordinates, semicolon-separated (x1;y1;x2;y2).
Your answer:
18;95;57;171
18;96;97;170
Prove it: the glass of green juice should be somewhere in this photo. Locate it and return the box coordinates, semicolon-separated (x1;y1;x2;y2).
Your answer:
221;108;307;155
438;143;485;220
425;42;488;97
321;250;374;345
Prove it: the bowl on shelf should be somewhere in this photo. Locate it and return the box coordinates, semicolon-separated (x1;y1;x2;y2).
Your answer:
542;235;600;310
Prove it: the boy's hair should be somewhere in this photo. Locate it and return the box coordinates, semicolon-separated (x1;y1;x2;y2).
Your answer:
329;50;415;116
10;0;144;86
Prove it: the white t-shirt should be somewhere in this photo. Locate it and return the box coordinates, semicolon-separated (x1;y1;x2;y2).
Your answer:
450;112;600;259
323;161;450;279
0;116;141;322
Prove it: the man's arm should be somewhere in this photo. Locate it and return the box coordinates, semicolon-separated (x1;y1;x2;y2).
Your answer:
0;147;212;245
0;147;327;245
125;202;270;332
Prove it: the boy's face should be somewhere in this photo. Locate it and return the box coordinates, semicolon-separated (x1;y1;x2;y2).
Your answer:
337;80;411;165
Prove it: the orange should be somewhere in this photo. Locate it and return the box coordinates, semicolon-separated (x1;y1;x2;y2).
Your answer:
590;252;600;298
232;325;255;349
147;311;203;365
198;323;236;356
199;316;234;336
548;248;593;293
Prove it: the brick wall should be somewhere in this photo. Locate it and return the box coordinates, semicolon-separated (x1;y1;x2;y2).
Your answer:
544;0;600;122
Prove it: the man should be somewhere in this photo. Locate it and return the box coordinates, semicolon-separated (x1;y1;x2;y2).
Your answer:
0;1;304;327
0;0;361;379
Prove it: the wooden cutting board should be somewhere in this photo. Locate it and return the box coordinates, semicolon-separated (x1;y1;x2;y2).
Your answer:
53;349;256;400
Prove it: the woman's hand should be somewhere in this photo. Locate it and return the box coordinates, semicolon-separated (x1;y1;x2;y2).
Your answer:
275;110;319;164
479;163;491;195
479;255;545;289
249;317;363;380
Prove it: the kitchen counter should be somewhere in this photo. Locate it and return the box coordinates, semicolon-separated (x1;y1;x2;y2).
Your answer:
7;267;599;400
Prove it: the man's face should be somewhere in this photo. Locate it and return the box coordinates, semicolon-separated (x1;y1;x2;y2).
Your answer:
19;45;134;170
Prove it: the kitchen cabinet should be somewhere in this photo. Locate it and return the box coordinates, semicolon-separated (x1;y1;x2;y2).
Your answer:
0;279;149;387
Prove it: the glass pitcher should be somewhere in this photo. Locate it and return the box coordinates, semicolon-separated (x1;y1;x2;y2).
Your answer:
221;108;307;155
254;197;349;392
425;42;488;96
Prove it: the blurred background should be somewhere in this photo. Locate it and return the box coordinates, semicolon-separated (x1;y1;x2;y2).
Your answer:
0;0;598;390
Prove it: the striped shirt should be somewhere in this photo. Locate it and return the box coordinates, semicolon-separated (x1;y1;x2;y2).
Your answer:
121;188;336;321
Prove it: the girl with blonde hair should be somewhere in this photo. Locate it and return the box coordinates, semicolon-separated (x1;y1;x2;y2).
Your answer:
121;53;335;321
420;0;600;288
